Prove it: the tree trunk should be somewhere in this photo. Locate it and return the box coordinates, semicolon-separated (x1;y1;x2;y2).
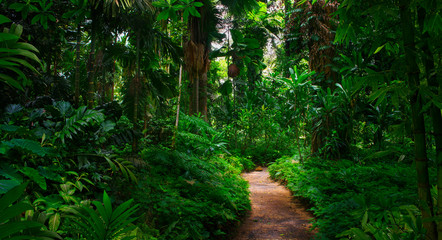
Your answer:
184;3;211;121
418;7;442;239
132;33;141;152
431;63;442;240
399;1;436;239
199;72;208;121
172;64;183;149
303;0;338;154
87;10;97;109
75;24;81;107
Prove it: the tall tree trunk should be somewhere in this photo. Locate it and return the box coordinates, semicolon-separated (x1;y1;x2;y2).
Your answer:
283;0;292;75
75;24;81;107
418;7;442;239
172;64;183;149
87;10;97;109
132;33;141;152
293;95;303;163
399;1;436;239
301;0;338;154
430;57;442;240
184;4;210;121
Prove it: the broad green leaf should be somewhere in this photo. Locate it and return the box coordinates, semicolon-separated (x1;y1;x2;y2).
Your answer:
0;202;33;222
156;10;169;21
103;190;113;221
0;180;21;194
3;139;49;157
0;221;43;239
54;101;72;117
193;2;203;7
0;15;11;25
31;15;41;25
0;183;28;213
48;15;56;22
48;213;61;231
168;8;177;21
183;9;190;21
0;32;19;42
20;167;47;190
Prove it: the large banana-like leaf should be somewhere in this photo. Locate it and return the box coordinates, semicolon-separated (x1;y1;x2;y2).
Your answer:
0;15;41;91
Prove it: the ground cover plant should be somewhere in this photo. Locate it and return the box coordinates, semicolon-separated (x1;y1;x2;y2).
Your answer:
269;154;420;239
0;101;251;239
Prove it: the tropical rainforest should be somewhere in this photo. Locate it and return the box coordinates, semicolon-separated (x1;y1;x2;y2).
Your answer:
0;0;441;239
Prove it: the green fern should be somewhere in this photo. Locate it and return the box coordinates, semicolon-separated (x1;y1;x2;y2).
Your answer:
180;113;218;136
56;106;105;144
69;191;139;240
76;153;138;183
178;114;228;155
104;156;138;183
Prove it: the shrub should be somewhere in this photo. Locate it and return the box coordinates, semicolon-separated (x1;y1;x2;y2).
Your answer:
269;155;417;239
133;148;251;240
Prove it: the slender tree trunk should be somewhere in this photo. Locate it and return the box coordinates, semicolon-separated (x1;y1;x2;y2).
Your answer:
185;4;210;121
283;0;291;77
172;64;183;149
431;63;442;240
111;37;116;102
75;24;81;107
87;11;97;109
418;7;442;239
199;72;208;121
294;96;303;163
132;33;141;152
399;1;436;239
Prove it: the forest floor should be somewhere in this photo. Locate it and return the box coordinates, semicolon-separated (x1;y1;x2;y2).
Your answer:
232;168;316;240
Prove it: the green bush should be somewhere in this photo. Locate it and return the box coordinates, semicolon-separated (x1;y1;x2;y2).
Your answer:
134;148;251;240
269;155;417;239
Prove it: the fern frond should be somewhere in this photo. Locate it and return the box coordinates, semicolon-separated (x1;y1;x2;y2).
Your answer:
56;107;105;144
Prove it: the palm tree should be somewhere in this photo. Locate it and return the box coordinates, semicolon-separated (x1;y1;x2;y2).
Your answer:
287;0;338;153
183;0;259;121
85;0;151;108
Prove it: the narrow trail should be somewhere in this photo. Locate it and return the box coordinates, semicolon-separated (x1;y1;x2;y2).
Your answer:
233;168;315;240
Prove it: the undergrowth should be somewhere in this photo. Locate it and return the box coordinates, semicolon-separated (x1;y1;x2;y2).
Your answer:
269;155;417;239
0;103;251;239
133;148;251;239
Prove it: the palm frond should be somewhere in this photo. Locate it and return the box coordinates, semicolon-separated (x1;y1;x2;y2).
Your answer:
219;0;259;17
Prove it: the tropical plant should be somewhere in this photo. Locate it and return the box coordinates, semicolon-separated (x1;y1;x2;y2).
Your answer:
0;15;41;91
0;183;62;239
338;205;426;240
68;191;139;240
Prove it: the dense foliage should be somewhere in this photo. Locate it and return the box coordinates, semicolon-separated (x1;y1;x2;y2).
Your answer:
0;101;252;239
270;154;421;239
0;0;441;238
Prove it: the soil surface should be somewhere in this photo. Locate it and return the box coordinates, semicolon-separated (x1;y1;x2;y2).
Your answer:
232;168;315;240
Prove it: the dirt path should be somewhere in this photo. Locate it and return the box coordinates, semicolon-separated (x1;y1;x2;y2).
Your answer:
233;168;315;240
